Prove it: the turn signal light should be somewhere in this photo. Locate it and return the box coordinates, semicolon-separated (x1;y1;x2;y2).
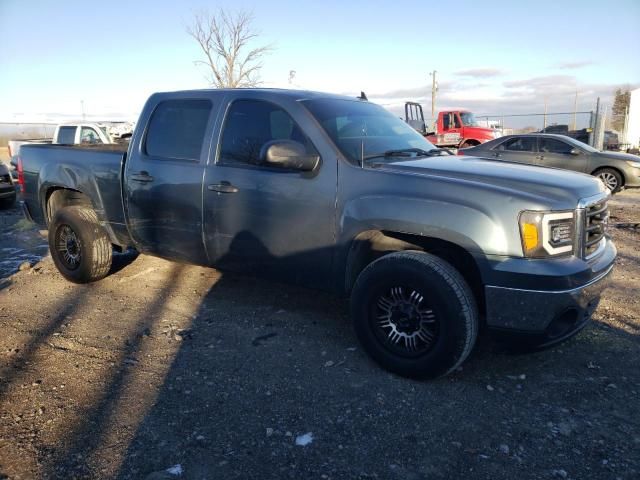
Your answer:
521;223;539;251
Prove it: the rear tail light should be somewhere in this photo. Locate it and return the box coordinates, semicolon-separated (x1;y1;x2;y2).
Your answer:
17;157;25;193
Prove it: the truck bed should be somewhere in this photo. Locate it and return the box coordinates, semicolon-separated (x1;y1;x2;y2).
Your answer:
20;143;129;244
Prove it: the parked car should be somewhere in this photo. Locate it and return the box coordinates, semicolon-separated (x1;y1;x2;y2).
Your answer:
18;89;615;379
0;162;16;209
459;133;640;193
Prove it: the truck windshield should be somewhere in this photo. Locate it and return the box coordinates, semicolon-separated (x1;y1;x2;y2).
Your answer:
459;112;479;127
302;98;437;165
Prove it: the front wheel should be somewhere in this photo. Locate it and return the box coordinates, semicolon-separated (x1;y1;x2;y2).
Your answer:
350;251;478;379
48;206;112;283
595;168;623;193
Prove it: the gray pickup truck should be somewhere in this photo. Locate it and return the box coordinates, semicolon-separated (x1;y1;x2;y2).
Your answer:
18;89;616;379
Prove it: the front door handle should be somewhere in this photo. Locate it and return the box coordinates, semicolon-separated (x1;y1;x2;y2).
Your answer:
130;171;154;183
208;181;239;193
494;152;501;158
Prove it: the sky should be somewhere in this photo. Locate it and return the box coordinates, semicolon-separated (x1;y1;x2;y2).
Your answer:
1;0;639;128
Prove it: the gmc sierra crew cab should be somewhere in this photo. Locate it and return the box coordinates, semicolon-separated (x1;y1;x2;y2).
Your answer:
18;89;616;379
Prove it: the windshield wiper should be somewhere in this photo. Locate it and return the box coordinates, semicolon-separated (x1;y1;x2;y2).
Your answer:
363;148;451;161
363;148;433;161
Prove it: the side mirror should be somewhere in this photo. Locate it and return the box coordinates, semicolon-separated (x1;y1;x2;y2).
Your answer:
261;140;319;172
569;148;581;155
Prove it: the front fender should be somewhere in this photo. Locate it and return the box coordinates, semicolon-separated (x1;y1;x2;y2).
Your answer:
339;195;517;257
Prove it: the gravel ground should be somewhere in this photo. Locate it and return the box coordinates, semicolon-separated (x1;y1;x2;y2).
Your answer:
0;190;639;480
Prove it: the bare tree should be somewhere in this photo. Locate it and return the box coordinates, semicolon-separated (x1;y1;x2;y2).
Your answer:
186;9;272;88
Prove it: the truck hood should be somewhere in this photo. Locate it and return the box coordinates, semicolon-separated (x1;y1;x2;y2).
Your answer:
371;155;605;207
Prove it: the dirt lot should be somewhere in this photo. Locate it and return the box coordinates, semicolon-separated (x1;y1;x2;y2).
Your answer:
0;190;639;480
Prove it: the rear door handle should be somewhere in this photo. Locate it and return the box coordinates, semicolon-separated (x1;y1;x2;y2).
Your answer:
208;181;238;193
130;171;154;182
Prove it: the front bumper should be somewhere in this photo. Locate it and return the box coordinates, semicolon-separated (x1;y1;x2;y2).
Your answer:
625;168;640;188
483;239;615;347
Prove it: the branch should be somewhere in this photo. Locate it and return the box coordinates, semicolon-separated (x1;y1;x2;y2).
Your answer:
186;8;273;88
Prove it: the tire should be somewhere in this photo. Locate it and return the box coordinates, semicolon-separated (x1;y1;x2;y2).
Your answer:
350;251;478;379
0;193;16;209
595;168;623;193
48;206;112;283
460;141;478;149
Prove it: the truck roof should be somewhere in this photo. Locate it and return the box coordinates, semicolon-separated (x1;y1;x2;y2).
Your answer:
154;88;361;102
504;133;584;139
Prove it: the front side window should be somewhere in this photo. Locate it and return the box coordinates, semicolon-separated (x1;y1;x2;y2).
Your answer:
442;113;450;130
498;137;536;152
80;127;100;144
219;100;316;167
57;126;76;144
540;138;573;154
145;99;211;161
303;98;437;165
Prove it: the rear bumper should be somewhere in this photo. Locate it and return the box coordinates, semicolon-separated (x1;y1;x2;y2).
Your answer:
483;239;615;346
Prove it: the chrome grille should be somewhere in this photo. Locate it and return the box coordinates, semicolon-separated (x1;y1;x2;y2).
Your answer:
584;199;608;258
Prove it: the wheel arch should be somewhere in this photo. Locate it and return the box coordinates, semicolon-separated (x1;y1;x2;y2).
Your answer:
591;166;625;187
44;187;124;248
344;229;485;314
44;187;93;225
460;139;481;148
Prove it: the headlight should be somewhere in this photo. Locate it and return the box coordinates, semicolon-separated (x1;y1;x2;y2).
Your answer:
625;160;640;169
519;211;575;257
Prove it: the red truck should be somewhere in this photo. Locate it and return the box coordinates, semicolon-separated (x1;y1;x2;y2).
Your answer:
405;102;500;149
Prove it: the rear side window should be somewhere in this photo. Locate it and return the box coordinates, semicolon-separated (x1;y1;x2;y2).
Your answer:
498;137;536;152
539;138;573;154
57;126;76;144
219;99;316;167
145;99;211;161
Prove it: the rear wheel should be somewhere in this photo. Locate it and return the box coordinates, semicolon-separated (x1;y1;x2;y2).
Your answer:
595;168;623;193
350;251;478;379
48;206;112;283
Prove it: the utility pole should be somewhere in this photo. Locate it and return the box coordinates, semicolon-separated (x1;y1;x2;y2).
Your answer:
573;90;578;130
590;97;601;148
543;96;547;130
81;100;85;121
429;70;438;120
